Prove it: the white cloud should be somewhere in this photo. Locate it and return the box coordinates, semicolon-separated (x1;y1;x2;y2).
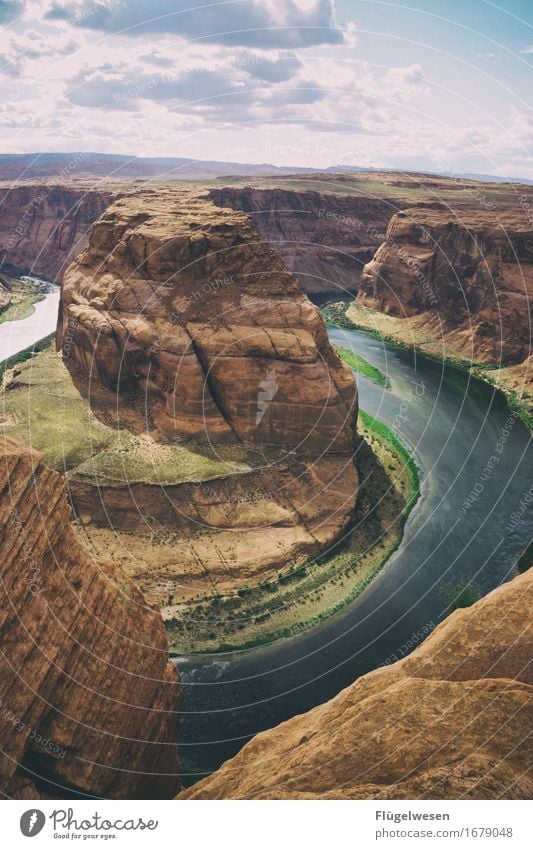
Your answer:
44;0;348;48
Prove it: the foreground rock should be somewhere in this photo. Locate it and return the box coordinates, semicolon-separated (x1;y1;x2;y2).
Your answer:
180;568;533;799
0;436;180;799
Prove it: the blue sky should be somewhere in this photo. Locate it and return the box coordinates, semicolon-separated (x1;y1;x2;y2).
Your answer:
0;0;532;177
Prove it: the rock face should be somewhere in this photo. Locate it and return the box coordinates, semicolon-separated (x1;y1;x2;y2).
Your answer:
359;208;533;365
57;190;357;451
180;568;533;799
0;184;113;281
51;189;359;601
0;436;180;800
209;187;397;299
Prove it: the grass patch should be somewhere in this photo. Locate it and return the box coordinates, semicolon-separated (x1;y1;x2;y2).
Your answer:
0;349;255;483
167;416;421;654
0;277;46;325
335;345;389;387
358;409;420;512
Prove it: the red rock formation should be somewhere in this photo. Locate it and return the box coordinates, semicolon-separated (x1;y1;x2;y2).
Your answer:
51;189;359;596
209;187;398;298
56;189;357;452
0;436;180;800
0;184;113;281
359;208;533;364
179;568;533;800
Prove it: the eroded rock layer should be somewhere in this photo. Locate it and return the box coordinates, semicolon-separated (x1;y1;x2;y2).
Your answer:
209;187;397;298
359;208;533;365
180;568;533;799
0;184;113;281
50;189;359;599
57;190;357;451
0;436;180;800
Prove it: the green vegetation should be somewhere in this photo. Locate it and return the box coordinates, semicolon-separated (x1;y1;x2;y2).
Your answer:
0;277;46;325
440;578;482;612
0;333;55;381
323;301;532;433
167;415;421;654
335;345;389;387
0;349;255;483
358;409;420;513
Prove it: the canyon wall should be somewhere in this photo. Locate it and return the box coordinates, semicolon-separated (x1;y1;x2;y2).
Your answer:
0;436;180;800
209;187;398;299
0;184;114;281
359;208;533;364
180;567;533;800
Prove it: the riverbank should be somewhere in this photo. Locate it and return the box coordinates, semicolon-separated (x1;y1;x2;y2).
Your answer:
0;273;47;325
166;411;420;654
323;301;533;431
335;345;390;388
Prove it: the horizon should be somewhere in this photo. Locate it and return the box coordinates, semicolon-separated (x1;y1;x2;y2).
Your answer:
0;149;532;184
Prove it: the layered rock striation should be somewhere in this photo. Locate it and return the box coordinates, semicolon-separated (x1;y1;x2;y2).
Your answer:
0;436;180;800
180;568;533;800
0;184;113;281
209;187;397;299
52;189;359;599
359;208;533;365
57;190;357;451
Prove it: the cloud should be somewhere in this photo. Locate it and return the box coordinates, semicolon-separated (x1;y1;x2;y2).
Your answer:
385;63;430;98
0;52;21;77
520;45;533;54
66;63;251;110
0;0;24;24
44;0;346;48
235;50;302;82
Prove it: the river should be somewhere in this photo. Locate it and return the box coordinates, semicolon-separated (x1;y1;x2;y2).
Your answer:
177;323;533;780
0;276;60;361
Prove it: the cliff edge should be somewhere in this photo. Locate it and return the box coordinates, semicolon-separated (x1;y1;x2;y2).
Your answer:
180;568;532;799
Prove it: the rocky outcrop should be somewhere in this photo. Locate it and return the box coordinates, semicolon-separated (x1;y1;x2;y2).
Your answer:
57;189;357;452
0;436;180;800
359;208;533;365
0;184;113;281
51;189;359;601
209;187;397;299
0;273;12;312
180;568;533;799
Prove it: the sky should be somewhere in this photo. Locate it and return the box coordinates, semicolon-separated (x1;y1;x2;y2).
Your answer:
0;0;532;177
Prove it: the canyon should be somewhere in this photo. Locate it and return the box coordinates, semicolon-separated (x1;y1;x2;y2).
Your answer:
1;185;364;648
0;183;114;281
0;170;531;801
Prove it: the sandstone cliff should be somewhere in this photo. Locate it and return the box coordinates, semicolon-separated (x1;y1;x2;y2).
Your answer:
180;568;533;799
359;208;533;365
57;189;357;451
0;436;180;800
25;188;358;609
209;187;397;299
0;184;113;281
